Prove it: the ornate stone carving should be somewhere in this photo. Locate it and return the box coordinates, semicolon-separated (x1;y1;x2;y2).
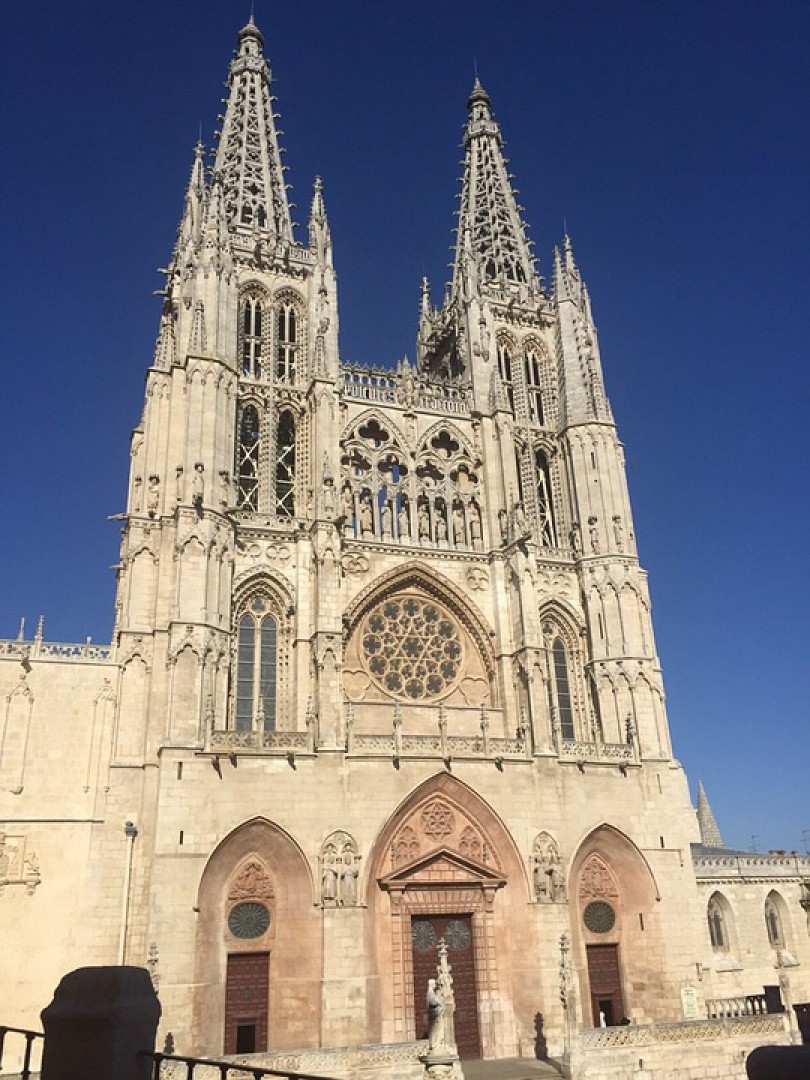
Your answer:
320;830;361;907
0;833;41;897
421;799;456;840
391;825;420;867
228;858;275;902
532;832;566;903
579;853;618;901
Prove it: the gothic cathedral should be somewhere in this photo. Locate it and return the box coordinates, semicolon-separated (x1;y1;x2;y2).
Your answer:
1;17;806;1070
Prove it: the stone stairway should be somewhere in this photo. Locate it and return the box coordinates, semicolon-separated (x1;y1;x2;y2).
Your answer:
461;1059;564;1080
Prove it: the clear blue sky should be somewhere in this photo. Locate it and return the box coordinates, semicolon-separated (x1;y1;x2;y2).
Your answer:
1;2;808;853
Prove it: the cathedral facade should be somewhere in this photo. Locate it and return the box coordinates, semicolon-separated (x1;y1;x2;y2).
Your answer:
1;18;807;1067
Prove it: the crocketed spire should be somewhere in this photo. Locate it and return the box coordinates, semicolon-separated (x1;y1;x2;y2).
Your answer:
212;17;292;239
697;781;725;848
451;79;537;300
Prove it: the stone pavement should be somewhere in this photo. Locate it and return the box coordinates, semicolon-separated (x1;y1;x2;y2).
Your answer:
461;1059;563;1080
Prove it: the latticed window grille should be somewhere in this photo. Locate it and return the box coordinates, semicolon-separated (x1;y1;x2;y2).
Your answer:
241;296;263;379
236;596;277;731
276;304;297;381
524;349;545;425
275;410;296;516
534;450;556;546
237;404;261;511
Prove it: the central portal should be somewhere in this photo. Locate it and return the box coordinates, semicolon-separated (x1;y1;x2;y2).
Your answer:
411;914;481;1059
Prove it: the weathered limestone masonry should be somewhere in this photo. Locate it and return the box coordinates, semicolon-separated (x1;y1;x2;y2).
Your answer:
0;15;805;1075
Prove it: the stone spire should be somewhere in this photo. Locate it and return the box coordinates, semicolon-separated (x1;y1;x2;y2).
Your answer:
213;16;292;240
697;781;725;848
451;79;538;301
308;176;332;269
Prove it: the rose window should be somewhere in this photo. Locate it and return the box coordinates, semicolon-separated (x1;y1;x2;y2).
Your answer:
583;901;616;934
360;595;463;700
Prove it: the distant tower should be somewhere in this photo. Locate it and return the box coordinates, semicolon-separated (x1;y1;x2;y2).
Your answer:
697;780;725;848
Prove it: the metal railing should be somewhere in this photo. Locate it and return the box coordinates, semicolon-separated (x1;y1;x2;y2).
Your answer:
148;1052;340;1080
0;1026;44;1079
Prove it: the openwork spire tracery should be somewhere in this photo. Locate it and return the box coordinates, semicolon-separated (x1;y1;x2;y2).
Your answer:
452;80;537;299
213;17;292;238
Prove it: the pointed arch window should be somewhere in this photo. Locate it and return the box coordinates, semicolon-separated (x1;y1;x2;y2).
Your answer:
241;296;263;379
275;410;296;516
235;597;277;731
497;341;515;412
707;895;729;950
535;450;557;547
236;404;261;511
276;303;297;382
524;349;545;425
552;637;575;740
764;894;785;948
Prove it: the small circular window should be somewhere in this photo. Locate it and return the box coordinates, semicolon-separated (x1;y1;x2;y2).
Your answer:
583;901;616;934
228;901;271;939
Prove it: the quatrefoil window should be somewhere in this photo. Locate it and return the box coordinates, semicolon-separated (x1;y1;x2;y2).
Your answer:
360;595;464;701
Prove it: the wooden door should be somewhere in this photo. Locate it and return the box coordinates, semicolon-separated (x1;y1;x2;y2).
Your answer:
224;952;269;1054
411;914;481;1059
586;943;624;1027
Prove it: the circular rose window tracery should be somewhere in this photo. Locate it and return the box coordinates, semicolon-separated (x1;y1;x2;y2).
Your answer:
360;595;464;701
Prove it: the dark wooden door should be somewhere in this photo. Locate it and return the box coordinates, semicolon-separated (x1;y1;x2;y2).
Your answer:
411;914;481;1059
224;952;269;1054
586;943;624;1027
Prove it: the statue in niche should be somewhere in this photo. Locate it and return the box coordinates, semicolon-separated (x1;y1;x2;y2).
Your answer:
341;485;354;530
321;864;338;904
146;475;160;515
175;465;184;502
219;470;230;509
548;863;567;903
498;508;508;543
512;500;528;539
340;862;359;906
359;493;373;536
452;504;465;545
469;504;482;549
132;475;142;513
435;509;448;542
533;861;550;902
191;462;205;505
588;516;600;554
323;477;336;518
612;514;624;551
398;501;410;541
418;502;430;541
570;522;581;554
381;502;392;538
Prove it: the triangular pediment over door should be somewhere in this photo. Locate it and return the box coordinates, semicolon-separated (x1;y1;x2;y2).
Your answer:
379;847;506;911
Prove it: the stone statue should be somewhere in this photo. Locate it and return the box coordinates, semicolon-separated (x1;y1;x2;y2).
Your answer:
426;978;445;1052
359;494;373;537
469;504;482;548
498;508;508;543
612;514;624;551
452;504;465;544
548;863;566;903
323;479;336;517
436;511;448;542
588;516;599;554
533;861;549;902
418;503;430;540
381;502;392;538
340;862;359;906
132;475;142;512
191;462;205;505
218;470;230;509
322;865;338;904
146;474;160;514
175;465;184;502
512;500;528;538
398;502;410;541
341;485;353;527
570;522;581;554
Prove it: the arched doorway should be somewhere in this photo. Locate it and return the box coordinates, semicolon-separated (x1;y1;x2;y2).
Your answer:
368;774;532;1059
192;817;320;1057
